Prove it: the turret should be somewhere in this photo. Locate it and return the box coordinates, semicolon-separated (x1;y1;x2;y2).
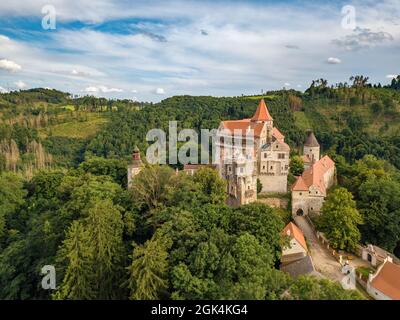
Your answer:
251;99;273;142
127;146;143;188
303;131;320;163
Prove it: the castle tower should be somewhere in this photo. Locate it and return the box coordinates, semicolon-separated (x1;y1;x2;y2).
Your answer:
304;131;320;163
251;99;273;142
127;146;143;188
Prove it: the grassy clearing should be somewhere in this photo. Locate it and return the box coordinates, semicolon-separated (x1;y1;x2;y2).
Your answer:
62;105;76;111
245;95;276;100
294;111;312;130
39;113;108;139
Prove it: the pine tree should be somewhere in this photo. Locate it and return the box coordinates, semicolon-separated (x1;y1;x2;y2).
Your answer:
54;221;95;300
127;234;172;300
55;199;125;299
85;199;125;299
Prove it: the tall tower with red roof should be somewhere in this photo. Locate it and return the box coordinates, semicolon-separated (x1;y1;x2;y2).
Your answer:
217;99;290;206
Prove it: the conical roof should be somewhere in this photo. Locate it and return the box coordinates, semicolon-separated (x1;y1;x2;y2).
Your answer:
304;131;319;147
251;99;273;122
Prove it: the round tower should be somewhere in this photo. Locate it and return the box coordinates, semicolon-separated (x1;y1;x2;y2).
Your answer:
127;146;143;188
304;131;320;163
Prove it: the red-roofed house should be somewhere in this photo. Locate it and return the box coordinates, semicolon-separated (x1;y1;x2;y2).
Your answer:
281;222;308;265
367;257;400;300
217;99;290;206
291;132;335;216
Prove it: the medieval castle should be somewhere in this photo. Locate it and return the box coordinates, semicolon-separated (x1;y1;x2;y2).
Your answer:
128;99;335;214
217;99;290;206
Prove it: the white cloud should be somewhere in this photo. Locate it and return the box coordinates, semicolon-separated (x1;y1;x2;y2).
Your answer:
284;83;291;87
332;27;394;51
327;57;341;64
14;80;26;89
131;89;138;93
0;86;9;93
155;87;166;94
84;85;123;93
71;69;91;77
386;74;398;79
0;59;21;72
0;1;399;101
84;86;99;93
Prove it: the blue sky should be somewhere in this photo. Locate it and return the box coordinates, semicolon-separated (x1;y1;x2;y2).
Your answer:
0;0;399;101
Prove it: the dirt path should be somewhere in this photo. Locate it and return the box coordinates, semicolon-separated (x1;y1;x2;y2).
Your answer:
294;216;344;282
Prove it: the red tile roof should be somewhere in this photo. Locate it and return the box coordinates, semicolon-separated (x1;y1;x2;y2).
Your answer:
371;260;400;300
272;127;284;141
220;100;276;138
292;155;334;193
221;119;265;137
291;176;308;191
251;99;273;122
282;222;307;251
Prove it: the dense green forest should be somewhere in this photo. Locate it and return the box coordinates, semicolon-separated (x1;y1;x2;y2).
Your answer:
1;77;400;299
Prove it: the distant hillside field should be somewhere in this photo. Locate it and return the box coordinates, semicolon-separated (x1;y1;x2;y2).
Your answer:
38;113;108;139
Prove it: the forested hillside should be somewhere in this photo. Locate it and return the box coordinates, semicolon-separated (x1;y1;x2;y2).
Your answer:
1;77;400;299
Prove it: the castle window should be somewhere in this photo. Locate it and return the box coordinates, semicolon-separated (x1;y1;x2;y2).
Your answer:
299;192;302;196
264;153;267;158
248;186;250;190
276;145;279;148
263;166;265;169
240;168;244;173
285;165;289;170
270;166;273;170
278;153;285;159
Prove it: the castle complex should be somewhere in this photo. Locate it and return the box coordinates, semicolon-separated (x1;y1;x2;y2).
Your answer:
127;100;335;214
217;99;290;207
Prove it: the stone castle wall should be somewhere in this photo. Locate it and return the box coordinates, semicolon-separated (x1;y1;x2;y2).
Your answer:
258;174;288;193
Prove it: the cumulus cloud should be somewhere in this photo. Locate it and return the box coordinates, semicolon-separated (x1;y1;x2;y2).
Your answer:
0;86;9;93
155;87;166;94
332;27;394;51
71;69;91;77
84;85;123;93
326;57;341;64
284;83;291;87
0;59;21;72
386;74;398;79
14;80;26;89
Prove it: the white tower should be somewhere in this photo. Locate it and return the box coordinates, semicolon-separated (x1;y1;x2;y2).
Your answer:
303;131;320;163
